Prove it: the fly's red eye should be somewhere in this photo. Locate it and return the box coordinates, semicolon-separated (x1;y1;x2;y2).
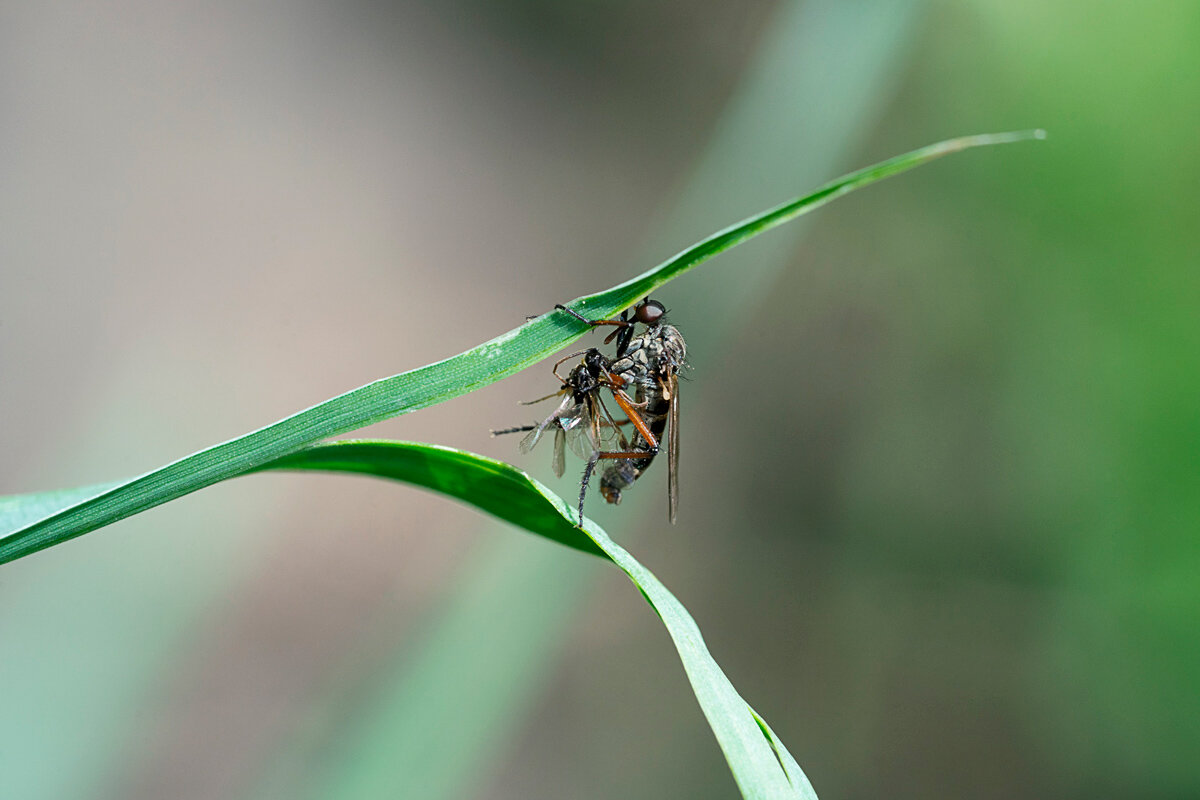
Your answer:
636;300;665;325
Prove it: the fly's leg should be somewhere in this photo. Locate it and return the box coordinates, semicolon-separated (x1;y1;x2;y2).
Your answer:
604;387;660;450
595;447;659;461
570;444;660;526
554;305;636;355
554;304;628;330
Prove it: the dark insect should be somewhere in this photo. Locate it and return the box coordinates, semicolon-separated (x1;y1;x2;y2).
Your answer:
555;298;687;524
491;346;662;526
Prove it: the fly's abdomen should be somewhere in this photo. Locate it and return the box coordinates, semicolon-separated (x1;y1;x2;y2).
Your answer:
599;394;667;505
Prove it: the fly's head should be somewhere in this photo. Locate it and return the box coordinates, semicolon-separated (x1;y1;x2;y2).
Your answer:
611;298;667;358
632;298;666;327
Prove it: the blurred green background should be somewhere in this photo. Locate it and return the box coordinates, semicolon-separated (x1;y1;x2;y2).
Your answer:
2;1;1197;798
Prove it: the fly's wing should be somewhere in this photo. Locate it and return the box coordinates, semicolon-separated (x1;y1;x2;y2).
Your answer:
667;374;680;524
551;425;567;478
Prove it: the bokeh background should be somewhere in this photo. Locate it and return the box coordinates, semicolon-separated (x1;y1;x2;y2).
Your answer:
2;1;1197;798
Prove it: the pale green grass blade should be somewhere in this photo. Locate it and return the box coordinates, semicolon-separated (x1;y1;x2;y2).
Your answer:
245;535;590;800
0;482;122;533
0;130;1042;566
264;439;811;799
750;707;817;800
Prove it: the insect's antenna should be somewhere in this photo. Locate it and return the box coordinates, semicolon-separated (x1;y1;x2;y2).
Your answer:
519;388;568;406
551;349;592;383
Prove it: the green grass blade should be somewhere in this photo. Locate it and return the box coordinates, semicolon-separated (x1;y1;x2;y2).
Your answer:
750;706;818;800
0;482;123;534
580;129;1047;316
0;130;1042;566
256;441;603;558
263;439;811;799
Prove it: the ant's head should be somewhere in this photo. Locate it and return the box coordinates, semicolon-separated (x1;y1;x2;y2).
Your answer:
568;348;608;401
632;298;666;326
582;347;609;375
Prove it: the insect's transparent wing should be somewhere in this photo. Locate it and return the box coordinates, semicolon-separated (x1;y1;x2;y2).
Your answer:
551;425;567;478
563;397;624;462
667;375;680;524
562;403;596;462
519;393;572;454
595;394;631;450
518;426;542;454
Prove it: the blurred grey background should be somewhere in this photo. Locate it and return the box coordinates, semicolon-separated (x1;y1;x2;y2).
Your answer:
2;1;1197;799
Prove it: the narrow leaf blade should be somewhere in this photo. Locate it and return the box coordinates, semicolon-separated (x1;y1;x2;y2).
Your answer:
0;131;1042;565
262;439;812;799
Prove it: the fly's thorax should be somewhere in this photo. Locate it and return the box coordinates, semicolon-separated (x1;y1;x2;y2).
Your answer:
610;324;686;386
657;324;686;366
609;344;651;384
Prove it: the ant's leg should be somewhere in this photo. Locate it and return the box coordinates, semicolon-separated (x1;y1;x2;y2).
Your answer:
579;452;601;527
490;424;536;436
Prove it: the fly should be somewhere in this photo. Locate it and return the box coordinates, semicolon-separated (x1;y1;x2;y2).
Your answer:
491;346;662;526
555;298;687;524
